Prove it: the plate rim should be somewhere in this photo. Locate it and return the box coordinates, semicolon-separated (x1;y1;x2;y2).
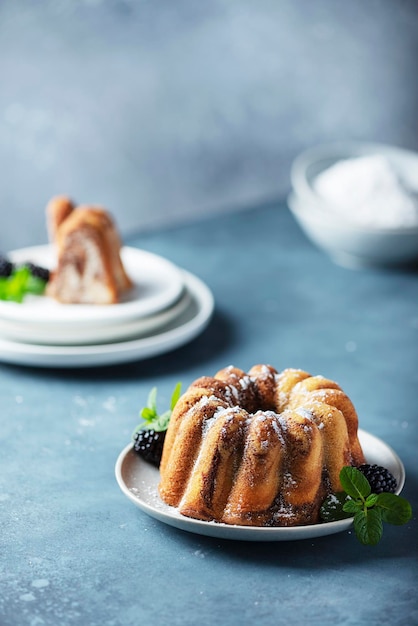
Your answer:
0;289;191;346
1;244;184;325
0;270;214;367
115;428;406;542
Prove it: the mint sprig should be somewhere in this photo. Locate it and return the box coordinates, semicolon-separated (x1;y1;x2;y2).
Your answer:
320;466;412;545
132;382;182;436
0;266;47;303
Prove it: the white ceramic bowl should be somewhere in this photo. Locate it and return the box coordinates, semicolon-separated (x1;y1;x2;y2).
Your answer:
289;142;418;268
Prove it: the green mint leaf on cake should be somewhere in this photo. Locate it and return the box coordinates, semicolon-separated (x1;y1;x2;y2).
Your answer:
320;466;412;546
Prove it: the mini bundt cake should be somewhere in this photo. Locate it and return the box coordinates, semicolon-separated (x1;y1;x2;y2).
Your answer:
159;365;366;527
46;197;132;304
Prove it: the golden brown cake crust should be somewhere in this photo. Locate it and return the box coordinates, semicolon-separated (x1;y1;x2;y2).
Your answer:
159;364;366;527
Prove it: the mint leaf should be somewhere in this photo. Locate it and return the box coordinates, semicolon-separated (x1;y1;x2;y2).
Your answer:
154;410;171;432
343;499;362;514
339;466;371;500
0;265;47;302
376;493;412;525
320;465;412;546
0;267;27;302
353;508;383;546
133;382;182;438
140;407;156;422
365;493;379;508
26;274;47;295
170;382;182;410
320;492;353;521
147;387;158;413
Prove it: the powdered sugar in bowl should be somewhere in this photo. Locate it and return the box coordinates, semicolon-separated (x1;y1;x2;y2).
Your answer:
289;142;418;268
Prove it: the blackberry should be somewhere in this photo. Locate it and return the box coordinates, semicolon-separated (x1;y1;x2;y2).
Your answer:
0;255;14;278
133;428;166;467
358;464;397;494
23;262;50;282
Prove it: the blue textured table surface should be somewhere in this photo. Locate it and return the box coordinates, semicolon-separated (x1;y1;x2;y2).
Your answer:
1;202;417;626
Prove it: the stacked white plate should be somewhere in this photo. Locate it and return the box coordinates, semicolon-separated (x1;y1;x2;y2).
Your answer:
0;245;214;368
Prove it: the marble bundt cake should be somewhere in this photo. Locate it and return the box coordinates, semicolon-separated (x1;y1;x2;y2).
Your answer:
46;196;132;304
159;365;365;527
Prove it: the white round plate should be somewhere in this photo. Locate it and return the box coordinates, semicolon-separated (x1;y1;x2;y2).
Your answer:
0;245;184;326
0;290;191;345
115;430;406;542
0;271;214;367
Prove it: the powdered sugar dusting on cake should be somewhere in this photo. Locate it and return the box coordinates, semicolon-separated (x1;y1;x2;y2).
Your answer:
159;364;364;527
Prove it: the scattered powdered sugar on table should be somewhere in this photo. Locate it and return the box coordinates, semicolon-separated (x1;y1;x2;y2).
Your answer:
193;549;206;559
314;154;418;228
19;593;35;602
102;396;117;412
31;579;49;589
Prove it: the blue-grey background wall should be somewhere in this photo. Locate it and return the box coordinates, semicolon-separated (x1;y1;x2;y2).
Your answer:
1;0;417;250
